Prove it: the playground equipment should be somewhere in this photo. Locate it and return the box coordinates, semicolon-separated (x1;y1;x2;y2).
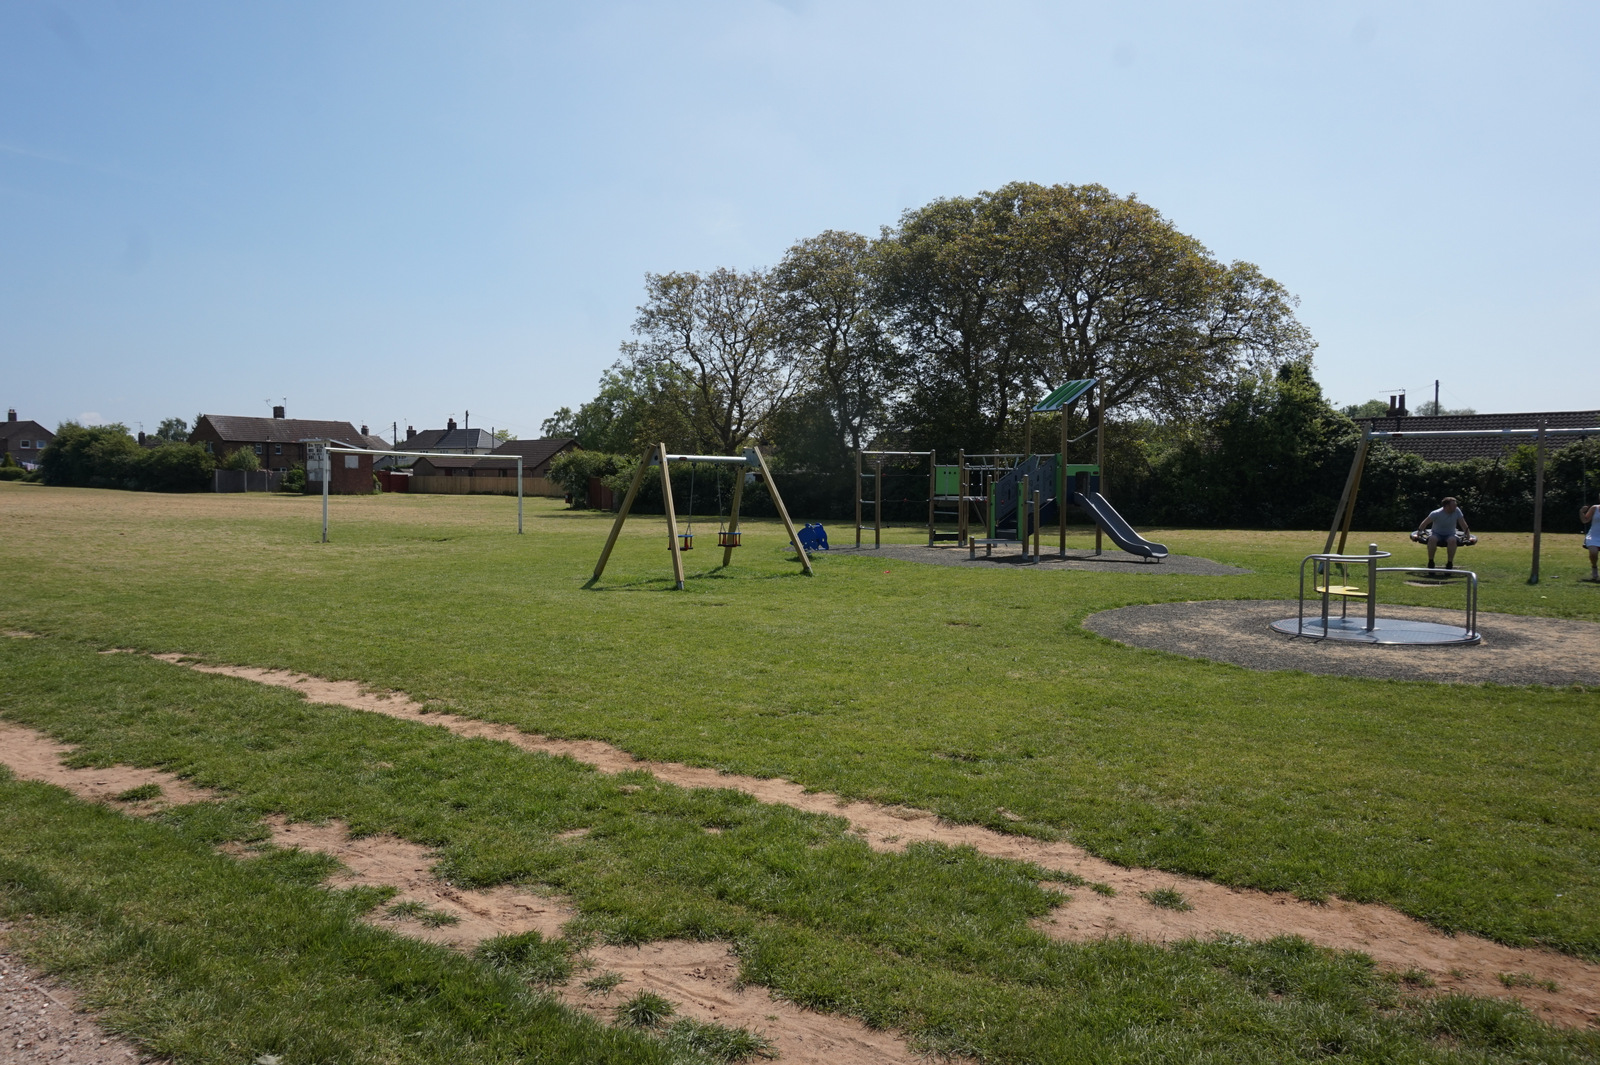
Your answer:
1272;543;1480;645
1327;420;1600;584
852;378;1168;562
589;444;812;590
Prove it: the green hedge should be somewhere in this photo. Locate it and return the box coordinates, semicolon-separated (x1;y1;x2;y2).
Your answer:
38;424;216;492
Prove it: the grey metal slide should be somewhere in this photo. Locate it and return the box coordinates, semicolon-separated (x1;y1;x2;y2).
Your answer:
1075;491;1168;560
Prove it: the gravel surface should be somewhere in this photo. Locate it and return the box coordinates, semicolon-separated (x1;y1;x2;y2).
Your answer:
1084;600;1600;686
825;543;1250;576
1;924;155;1064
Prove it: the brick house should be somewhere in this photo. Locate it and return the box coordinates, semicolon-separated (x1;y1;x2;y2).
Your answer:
401;419;496;454
2;409;54;466
408;437;577;497
189;406;374;494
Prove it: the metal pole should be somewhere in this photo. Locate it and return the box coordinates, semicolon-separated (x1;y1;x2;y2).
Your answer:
1059;410;1068;557
927;449;937;546
958;449;968;546
1019;474;1030;558
1033;489;1041;562
1093;384;1104;555
320;443;329;543
1367;543;1378;633
516;456;523;534
1530;420;1547;584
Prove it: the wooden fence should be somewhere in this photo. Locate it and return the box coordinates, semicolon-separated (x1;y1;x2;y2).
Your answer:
410;475;563;497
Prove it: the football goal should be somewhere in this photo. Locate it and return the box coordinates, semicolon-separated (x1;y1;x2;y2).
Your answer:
311;443;526;542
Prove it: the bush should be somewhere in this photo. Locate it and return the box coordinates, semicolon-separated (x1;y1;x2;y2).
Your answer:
0;466;25;482
137;442;216;492
548;450;624;507
36;423;215;492
220;447;261;472
280;464;306;493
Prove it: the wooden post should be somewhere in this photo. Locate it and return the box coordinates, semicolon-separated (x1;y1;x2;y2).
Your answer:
1323;428;1371;555
927;449;937;546
659;444;685;590
721;463;746;568
589;448;652;584
1058;410;1068;557
957;449;968;546
1093;386;1104;555
1334;441;1370;557
752;446;812;576
1530;420;1547;584
874;453;883;548
854;450;863;548
1033;489;1041;562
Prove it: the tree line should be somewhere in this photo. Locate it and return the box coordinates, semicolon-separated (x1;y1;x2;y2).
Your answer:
543;181;1314;468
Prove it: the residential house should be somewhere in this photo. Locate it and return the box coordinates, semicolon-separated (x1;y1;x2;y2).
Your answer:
1354;410;1600;462
401;419;496;454
189;406;374;494
409;437;577;497
2;410;54;467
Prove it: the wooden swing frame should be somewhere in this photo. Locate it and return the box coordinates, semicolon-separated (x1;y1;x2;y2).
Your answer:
588;443;813;590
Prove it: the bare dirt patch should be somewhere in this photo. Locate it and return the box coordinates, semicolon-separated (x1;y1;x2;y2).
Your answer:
0;717;936;1060
1084;599;1600;686
566;940;927;1065
1;925;160;1064
126;652;1600;1027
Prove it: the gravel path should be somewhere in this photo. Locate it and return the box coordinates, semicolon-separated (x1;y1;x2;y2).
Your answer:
1;924;155;1064
825;543;1250;576
1084;600;1600;686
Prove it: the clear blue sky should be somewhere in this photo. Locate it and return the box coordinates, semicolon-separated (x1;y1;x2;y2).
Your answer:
4;1;1596;439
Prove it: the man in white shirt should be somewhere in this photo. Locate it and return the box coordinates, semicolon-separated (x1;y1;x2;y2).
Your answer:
1417;496;1472;570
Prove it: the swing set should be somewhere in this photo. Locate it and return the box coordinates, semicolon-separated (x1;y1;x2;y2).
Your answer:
588;443;813;590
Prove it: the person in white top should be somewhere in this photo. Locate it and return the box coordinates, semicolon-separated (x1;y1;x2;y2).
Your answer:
1582;494;1600;582
1417;496;1472;571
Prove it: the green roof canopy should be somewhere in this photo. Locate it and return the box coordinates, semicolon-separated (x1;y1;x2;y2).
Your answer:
1031;378;1096;413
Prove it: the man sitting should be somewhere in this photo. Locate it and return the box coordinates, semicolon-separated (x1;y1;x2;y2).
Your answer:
1417;496;1472;571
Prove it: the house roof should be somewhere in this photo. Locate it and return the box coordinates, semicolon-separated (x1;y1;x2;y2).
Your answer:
405;427;496;451
359;433;392;451
412;454;485;470
1356;411;1600;463
196;415;365;446
1;420;52;443
483;437;577;471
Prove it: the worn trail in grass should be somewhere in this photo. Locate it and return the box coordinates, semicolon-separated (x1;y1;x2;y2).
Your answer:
6;636;1595;1062
81;645;1594;1027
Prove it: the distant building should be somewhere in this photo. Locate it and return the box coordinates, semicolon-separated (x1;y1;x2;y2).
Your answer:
401;418;496;454
2;409;53;466
189;405;374;493
1355;411;1600;463
409;437;577;497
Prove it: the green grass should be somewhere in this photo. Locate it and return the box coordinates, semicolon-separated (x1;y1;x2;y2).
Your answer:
0;485;1597;1061
1143;887;1193;912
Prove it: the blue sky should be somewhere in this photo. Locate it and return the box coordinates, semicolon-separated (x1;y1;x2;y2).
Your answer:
3;1;1596;439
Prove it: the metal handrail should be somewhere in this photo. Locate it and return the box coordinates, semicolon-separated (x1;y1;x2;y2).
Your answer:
1296;546;1391;637
1377;566;1479;638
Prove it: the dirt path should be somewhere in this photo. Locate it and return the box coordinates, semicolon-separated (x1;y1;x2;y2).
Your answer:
0;721;928;1063
123;652;1600;1029
1;923;159;1065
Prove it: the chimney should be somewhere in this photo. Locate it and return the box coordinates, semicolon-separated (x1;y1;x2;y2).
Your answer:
6;409;15;422
1387;396;1396;416
406;426;415;441
272;405;285;419
361;425;369;436
447;418;457;431
138;431;146;444
1397;394;1407;416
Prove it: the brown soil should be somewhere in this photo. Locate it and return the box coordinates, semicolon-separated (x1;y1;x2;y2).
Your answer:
139;653;1600;1028
0;718;934;1060
565;940;928;1065
1084;600;1600;687
1;924;161;1064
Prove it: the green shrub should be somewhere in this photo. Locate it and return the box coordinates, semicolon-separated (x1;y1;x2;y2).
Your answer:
280;464;306;493
220;447;261;472
0;466;24;482
137;442;216;492
0;450;19;468
38;423;141;488
548;450;624;507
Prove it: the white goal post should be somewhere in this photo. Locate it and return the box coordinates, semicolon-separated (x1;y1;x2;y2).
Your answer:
310;442;526;543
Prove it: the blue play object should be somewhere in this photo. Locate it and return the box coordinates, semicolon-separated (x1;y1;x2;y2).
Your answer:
795;522;829;552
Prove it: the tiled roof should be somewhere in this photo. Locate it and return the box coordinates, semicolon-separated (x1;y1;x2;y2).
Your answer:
482;437;577;472
412;454;485;470
197;415;364;446
1356;411;1600;463
360;434;392;450
405;427;496;451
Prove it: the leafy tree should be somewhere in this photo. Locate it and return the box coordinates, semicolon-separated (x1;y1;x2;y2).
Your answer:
154;416;189;442
493;428;515;444
629;267;797;454
1414;400;1477;416
770;230;897;462
139;443;216;491
544;362;694;454
38;423;141;487
1340;399;1393;419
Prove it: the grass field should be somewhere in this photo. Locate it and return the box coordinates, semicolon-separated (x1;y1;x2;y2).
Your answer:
2;483;1598;1063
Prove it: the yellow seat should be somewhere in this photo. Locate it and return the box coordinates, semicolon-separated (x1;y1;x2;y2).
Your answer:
1314;583;1369;598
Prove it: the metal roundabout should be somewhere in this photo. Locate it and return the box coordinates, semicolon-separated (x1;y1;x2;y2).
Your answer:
1270;545;1481;646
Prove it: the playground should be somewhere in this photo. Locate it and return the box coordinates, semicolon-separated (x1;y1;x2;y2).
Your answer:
1;483;1599;1063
